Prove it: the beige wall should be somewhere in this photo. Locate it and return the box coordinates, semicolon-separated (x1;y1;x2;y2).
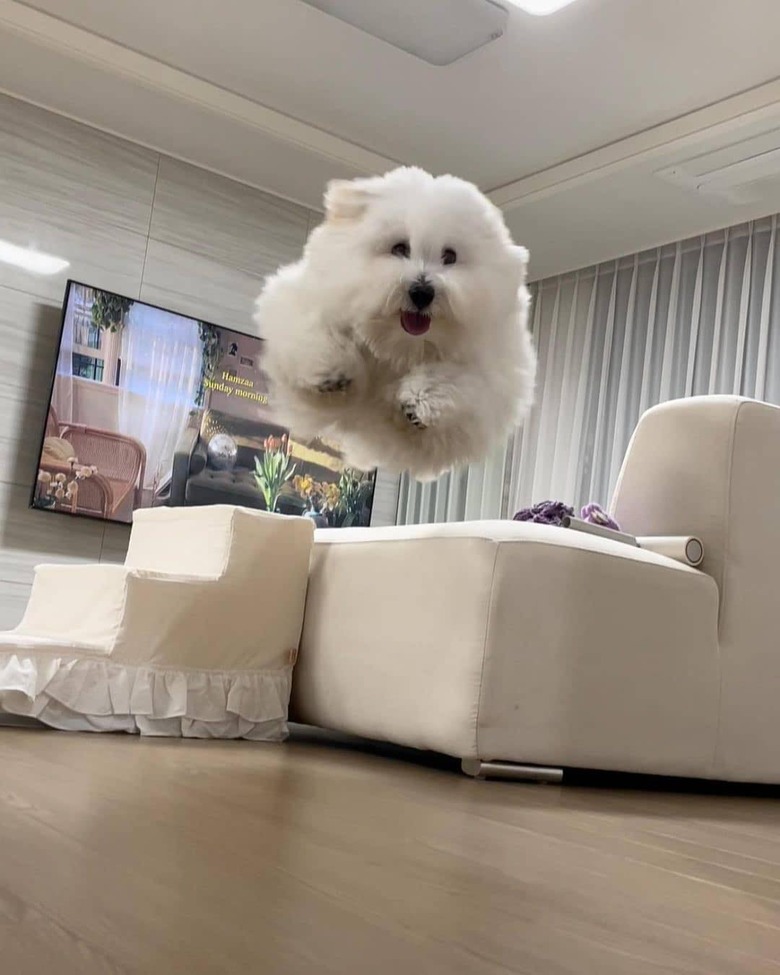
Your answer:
0;94;399;628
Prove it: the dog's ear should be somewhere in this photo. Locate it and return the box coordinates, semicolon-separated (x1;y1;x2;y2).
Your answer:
323;179;374;222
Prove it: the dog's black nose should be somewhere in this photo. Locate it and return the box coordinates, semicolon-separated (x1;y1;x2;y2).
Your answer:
408;281;435;311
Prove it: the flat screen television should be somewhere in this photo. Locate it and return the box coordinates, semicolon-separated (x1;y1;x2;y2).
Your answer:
31;281;376;527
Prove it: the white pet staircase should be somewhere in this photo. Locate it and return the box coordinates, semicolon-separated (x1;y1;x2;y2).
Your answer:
0;506;313;738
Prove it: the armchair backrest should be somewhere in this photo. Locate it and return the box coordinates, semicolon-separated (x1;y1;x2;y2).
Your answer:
610;396;780;778
610;396;780;605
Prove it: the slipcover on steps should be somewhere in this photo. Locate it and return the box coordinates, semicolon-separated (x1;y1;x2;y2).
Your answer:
0;506;313;739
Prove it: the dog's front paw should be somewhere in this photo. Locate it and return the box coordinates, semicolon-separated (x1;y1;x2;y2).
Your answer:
398;376;457;431
402;402;428;430
400;391;441;430
314;374;352;394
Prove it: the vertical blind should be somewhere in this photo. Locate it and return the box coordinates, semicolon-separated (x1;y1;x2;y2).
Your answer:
397;215;780;524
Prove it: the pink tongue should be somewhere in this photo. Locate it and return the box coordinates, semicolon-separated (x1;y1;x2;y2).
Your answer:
400;310;431;336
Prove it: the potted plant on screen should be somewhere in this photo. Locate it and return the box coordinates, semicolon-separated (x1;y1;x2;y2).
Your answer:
292;474;345;527
333;469;373;527
92;292;133;332
253;435;296;513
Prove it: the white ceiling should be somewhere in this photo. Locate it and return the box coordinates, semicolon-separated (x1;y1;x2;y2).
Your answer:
3;0;780;278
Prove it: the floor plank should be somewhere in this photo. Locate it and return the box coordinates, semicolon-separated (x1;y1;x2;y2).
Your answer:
1;728;779;974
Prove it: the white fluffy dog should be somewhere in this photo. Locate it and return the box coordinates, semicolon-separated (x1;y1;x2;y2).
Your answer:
253;167;535;481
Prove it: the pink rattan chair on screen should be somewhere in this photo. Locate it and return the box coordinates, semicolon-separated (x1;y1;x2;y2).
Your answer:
42;407;146;520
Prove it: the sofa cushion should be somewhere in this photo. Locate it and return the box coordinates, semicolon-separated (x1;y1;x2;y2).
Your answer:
185;469;263;508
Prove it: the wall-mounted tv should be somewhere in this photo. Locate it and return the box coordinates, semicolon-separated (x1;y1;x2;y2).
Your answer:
31;281;376;527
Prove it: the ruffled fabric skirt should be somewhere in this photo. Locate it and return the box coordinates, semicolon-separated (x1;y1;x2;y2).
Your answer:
0;652;291;740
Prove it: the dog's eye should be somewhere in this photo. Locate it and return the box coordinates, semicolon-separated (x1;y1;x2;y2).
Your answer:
442;248;457;266
391;241;410;259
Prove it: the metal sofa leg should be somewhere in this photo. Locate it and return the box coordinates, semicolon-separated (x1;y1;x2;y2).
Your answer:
461;759;564;784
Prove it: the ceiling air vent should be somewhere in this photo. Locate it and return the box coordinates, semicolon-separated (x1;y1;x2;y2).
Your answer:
656;127;780;204
299;0;508;66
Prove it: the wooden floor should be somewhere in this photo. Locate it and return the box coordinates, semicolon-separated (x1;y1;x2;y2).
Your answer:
1;729;780;975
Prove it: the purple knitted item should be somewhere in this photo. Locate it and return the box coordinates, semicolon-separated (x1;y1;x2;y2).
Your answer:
513;500;622;532
580;503;621;531
513;500;574;526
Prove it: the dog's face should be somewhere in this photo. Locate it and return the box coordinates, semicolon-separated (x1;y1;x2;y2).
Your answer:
303;167;528;363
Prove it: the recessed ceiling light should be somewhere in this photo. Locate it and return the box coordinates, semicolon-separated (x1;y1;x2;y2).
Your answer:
0;240;69;276
507;0;582;14
299;0;507;65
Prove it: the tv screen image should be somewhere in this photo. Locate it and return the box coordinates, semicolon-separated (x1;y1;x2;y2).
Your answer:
32;281;376;527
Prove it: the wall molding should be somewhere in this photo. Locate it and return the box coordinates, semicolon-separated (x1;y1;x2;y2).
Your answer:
487;76;780;209
4;0;780;226
1;0;398;175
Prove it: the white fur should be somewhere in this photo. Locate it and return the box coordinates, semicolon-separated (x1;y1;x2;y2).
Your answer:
253;167;536;481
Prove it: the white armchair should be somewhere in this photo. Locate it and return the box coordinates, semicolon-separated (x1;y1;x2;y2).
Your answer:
0;506;313;738
292;397;780;784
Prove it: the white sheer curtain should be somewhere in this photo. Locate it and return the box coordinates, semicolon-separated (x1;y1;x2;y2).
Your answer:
50;283;81;424
398;215;780;524
118;303;202;490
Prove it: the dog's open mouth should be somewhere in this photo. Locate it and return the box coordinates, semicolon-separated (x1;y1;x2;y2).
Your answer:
400;310;431;336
